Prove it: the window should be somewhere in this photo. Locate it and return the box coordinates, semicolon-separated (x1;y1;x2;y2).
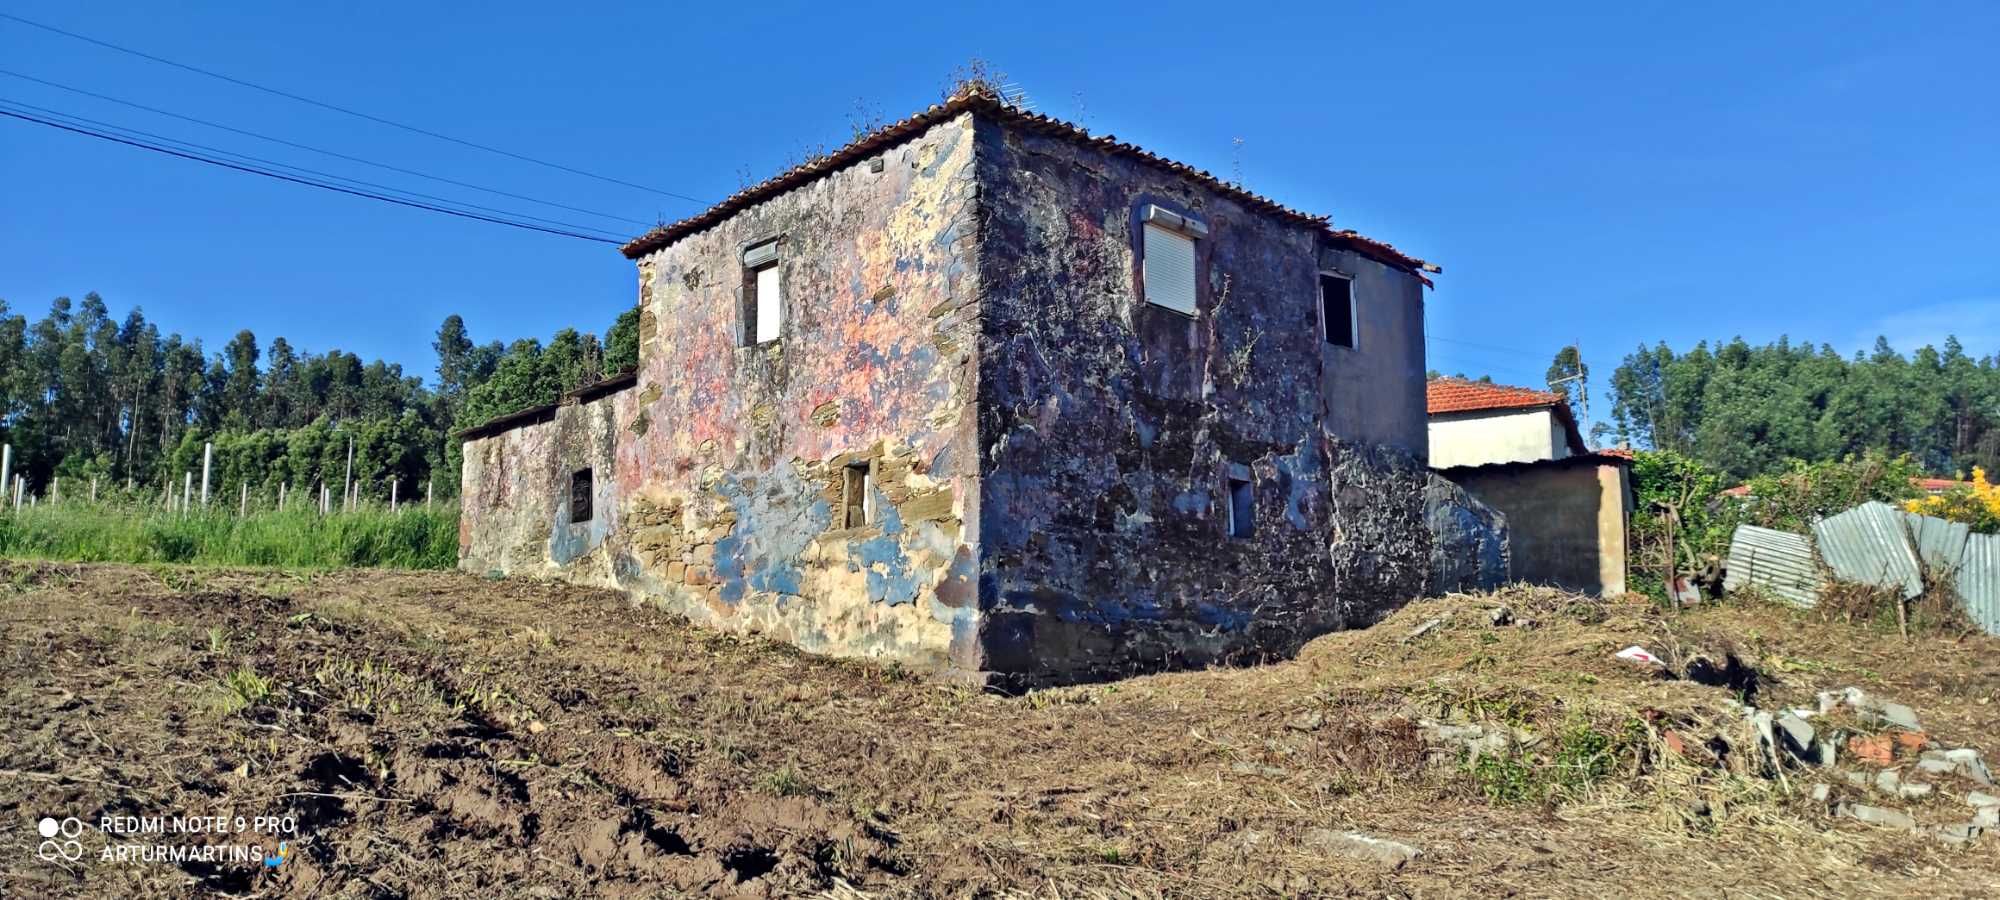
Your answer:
1139;204;1206;315
841;463;874;528
742;239;782;345
569;468;593;523
1320;273;1355;348
1226;475;1254;538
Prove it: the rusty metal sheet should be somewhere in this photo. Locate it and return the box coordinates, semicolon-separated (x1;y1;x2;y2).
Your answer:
1724;525;1823;608
1812;502;1923;599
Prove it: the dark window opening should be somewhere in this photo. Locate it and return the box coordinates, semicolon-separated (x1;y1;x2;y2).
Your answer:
1320;274;1355;348
569;469;593;523
1227;476;1254;538
841;463;871;528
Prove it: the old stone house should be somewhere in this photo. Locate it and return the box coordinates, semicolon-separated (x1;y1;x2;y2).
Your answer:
458;87;1440;687
1427;378;1632;595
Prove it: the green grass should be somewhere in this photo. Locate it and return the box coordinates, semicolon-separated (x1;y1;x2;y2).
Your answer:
0;503;458;569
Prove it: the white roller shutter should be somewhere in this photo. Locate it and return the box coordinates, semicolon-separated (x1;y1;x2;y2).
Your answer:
755;265;782;343
1142;222;1197;315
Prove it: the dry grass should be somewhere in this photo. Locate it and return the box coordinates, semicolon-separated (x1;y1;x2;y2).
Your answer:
1;567;1997;897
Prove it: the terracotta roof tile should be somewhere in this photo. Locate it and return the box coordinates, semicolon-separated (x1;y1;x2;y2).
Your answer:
1426;378;1566;415
620;87;1438;283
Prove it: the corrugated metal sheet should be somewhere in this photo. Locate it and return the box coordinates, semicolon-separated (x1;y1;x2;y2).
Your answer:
1724;525;1823;608
1954;532;2000;635
1813;501;1923;599
1722;503;2000;636
1902;511;1970;574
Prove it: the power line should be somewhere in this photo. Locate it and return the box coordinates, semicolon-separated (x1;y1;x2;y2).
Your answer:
0;108;622;244
0;11;706;205
0;97;628;240
0;69;654;228
1427;333;1555;359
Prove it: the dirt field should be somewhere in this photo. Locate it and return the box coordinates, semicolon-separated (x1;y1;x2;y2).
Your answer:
2;563;1997;898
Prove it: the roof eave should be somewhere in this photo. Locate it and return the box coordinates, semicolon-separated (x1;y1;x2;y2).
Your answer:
618;88;1437;283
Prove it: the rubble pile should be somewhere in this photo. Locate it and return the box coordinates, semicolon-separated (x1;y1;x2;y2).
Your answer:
1407;604;1993;846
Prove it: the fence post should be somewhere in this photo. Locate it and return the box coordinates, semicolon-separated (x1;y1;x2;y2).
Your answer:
279;481;287;511
90;476;97;504
427;478;433;510
391;480;398;512
182;471;193;516
240;483;248;516
343;438;354;513
13;475;21;511
200;442;213;507
0;444;11;509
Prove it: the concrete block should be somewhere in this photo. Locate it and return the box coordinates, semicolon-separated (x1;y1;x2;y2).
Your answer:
1304;829;1420;870
1841;803;1917;831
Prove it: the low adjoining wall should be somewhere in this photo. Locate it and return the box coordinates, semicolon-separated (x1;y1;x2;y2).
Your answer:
1442;458;1628;595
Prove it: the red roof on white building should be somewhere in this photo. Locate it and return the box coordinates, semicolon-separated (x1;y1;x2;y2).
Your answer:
1426;378;1567;415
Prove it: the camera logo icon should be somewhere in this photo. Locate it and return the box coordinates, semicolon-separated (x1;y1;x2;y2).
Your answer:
36;816;84;862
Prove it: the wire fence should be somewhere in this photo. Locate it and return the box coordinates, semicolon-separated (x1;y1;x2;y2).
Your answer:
0;442;459;569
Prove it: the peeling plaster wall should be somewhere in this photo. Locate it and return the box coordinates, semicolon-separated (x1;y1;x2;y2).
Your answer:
463;113;986;674
972;115;1433;686
460;108;1435;685
460;390;632;586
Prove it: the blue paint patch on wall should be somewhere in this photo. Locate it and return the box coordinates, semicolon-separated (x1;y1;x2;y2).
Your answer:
1194;602;1252;632
849;489;921;606
714;469;829;606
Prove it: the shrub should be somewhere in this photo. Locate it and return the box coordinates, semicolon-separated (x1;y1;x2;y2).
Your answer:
1905;467;2000;532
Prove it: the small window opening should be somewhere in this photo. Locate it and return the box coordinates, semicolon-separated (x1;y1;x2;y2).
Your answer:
841;463;873;528
742;240;782;345
1226;476;1254;538
569;468;594;523
1320;273;1355;348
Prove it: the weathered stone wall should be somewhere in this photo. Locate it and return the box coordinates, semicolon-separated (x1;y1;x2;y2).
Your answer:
460;390;632;585
972;115;1433;686
618;113;982;672
1424;474;1511;594
460;108;1436;685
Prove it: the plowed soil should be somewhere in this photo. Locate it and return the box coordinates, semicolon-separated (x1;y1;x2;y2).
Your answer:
2;562;1997;897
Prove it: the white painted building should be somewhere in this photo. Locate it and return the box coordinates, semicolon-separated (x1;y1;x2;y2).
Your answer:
1426;380;1586;467
1427;378;1632;596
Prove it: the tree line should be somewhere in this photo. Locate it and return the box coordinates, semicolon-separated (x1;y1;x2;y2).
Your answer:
1602;336;2000;481
0;292;639;504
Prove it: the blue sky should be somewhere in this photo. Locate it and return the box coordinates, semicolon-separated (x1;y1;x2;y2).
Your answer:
2;2;1995;429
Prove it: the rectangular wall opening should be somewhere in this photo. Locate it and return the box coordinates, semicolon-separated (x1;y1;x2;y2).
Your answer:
1320;273;1355;348
841;463;872;528
742;239;782;345
1227;476;1254;538
569;468;594;523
